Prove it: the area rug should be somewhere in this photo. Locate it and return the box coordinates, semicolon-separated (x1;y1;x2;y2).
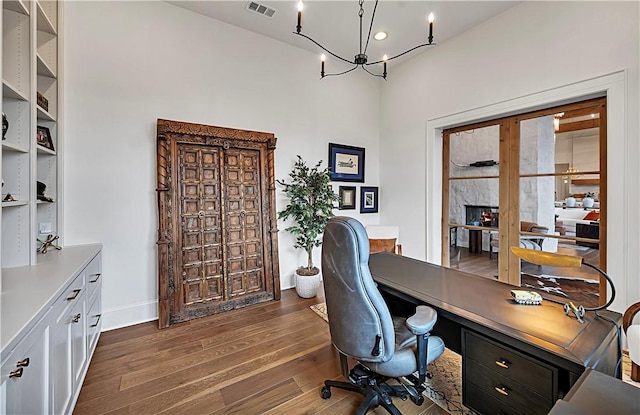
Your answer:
310;302;474;415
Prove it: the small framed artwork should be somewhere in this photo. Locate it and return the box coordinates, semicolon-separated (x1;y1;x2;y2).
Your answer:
328;143;365;182
360;186;378;213
36;126;54;151
339;186;356;210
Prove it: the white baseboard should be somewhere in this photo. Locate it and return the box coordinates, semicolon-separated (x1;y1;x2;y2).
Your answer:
101;300;158;331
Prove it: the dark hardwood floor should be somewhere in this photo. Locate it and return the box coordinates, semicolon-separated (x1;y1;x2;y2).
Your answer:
74;288;447;415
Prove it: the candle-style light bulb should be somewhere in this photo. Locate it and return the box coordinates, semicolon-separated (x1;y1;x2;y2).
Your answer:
383;54;388;79
428;13;435;44
297;1;304;33
320;53;326;78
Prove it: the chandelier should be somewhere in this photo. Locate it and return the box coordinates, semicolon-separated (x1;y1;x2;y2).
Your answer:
294;0;436;79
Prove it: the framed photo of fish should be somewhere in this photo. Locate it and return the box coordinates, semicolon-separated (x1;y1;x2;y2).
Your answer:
328;143;365;182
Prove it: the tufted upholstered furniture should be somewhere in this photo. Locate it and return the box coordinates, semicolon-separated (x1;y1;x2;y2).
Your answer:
321;217;445;414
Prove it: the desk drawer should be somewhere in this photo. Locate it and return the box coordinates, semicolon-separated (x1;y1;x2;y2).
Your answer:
465;358;551;414
464;330;556;399
465;381;521;415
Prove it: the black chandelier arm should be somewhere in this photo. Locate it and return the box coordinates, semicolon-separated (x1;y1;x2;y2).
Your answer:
365;42;436;65
361;65;385;79
293;32;355;65
322;65;359;78
362;0;380;56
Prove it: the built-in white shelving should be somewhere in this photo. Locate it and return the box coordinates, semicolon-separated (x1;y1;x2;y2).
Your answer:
2;0;62;268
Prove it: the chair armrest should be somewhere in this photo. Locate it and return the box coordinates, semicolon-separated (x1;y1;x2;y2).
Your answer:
623;302;640;332
406;305;437;335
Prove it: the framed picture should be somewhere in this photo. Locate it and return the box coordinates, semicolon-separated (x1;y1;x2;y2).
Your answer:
328;143;365;182
360;186;378;213
36;126;54;151
339;186;356;210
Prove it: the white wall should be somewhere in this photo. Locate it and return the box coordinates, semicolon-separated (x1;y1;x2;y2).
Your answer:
380;1;640;311
63;1;381;330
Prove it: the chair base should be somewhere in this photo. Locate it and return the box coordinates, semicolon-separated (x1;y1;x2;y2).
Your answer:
321;364;425;415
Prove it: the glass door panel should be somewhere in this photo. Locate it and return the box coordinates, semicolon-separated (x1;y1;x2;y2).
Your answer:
517;105;604;306
444;123;501;279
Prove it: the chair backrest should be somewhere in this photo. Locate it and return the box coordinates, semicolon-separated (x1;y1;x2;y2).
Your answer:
322;217;396;363
365;225;402;255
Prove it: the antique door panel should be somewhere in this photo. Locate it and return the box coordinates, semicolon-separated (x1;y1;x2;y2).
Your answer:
225;149;265;297
178;145;224;309
157;118;280;328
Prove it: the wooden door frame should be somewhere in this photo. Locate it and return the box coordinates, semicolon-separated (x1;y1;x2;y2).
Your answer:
156;119;280;328
442;97;607;288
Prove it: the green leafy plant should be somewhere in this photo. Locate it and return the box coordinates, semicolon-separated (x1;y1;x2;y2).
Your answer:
278;156;338;275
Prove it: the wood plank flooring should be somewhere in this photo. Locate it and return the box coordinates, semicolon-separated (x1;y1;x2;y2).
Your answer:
74;288;448;415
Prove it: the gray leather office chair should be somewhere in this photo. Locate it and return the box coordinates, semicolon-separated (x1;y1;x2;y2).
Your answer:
320;217;445;414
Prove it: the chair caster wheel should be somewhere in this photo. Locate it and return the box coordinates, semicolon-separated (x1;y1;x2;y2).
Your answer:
321;386;331;399
411;395;425;406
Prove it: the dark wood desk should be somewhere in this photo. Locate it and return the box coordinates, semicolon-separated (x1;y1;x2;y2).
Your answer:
548;368;640;415
368;253;622;415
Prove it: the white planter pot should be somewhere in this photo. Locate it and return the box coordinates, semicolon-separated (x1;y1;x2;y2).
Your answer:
582;197;594;208
565;197;576;207
295;269;321;298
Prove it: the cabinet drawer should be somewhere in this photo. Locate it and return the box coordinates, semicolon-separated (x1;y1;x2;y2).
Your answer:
85;252;102;300
465;358;551;414
87;291;102;353
464;330;556;398
465;381;521;415
62;271;86;305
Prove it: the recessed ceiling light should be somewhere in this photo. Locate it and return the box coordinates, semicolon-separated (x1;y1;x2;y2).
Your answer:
374;31;387;41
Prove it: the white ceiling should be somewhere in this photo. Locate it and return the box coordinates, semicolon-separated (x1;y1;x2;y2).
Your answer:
168;1;519;70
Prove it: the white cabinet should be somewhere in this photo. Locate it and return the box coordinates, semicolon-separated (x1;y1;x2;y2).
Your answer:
2;0;63;269
0;324;50;415
1;245;102;414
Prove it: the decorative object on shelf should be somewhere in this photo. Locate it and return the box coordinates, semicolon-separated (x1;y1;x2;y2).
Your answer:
338;186;356;210
328;143;365;182
565;194;576;207
582;192;595;208
277;155;337;298
294;0;436;79
2;112;8;140
360;186;379;213
3;193;15;202
36;92;49;111
37;181;54;202
36;126;54;151
37;233;62;254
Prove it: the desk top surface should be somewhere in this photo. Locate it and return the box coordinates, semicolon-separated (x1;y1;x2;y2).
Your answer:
368;253;621;368
550;368;640;414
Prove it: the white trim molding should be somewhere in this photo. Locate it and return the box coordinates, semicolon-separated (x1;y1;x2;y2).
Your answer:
425;70;630;313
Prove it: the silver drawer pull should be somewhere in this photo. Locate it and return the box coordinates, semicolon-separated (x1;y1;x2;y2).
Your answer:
67;289;81;301
72;313;81;323
90;314;102;328
16;358;29;367
495;359;510;369
9;368;23;378
494;386;509;396
89;273;101;283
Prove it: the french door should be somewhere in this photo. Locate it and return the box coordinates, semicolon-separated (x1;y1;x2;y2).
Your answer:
442;98;607;303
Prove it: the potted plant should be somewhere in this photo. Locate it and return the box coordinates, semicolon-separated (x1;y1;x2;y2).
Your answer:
565;193;576;207
583;192;596;208
278;155;337;298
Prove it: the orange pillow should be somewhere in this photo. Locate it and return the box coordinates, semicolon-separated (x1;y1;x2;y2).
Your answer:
369;238;397;254
583;211;600;221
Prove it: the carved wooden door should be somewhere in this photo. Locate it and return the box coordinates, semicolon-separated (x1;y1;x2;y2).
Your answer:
157;119;280;328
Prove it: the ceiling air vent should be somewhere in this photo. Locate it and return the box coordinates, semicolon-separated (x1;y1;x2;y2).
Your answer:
246;1;276;18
